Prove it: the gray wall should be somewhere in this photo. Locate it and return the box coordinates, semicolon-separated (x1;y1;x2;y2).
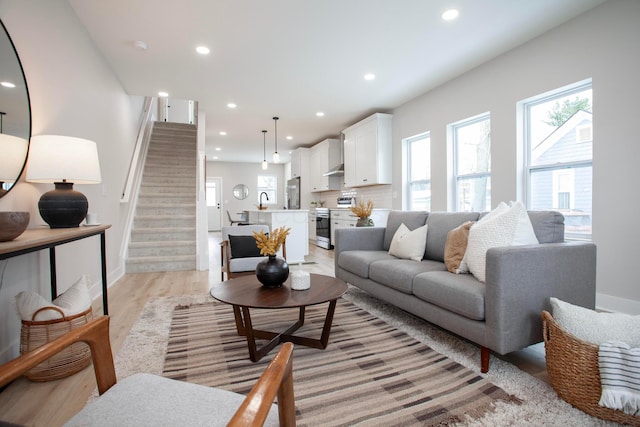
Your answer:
390;0;640;313
0;1;141;361
208;161;286;226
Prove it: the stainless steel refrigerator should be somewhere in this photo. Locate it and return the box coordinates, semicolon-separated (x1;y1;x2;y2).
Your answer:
286;177;300;209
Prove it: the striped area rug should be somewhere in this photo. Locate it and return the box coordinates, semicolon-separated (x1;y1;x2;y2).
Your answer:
162;299;520;426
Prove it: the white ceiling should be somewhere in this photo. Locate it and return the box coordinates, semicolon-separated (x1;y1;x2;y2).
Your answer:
68;0;605;164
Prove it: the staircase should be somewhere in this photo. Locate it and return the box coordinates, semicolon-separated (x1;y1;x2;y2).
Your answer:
125;122;197;273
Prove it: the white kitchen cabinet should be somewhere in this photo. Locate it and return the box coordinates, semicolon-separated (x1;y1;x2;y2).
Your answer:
310;138;341;192
330;208;390;248
308;213;317;241
343;113;392;188
245;209;309;263
290;147;308;178
330;209;357;247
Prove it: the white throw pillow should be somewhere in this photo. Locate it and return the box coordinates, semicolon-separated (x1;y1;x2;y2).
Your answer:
550;297;640;346
15;275;92;321
388;223;428;261
511;201;539;245
465;202;529;282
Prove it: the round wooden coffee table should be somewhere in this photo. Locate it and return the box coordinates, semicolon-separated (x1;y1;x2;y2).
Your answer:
210;273;347;362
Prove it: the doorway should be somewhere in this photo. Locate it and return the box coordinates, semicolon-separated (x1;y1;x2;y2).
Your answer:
206;177;222;231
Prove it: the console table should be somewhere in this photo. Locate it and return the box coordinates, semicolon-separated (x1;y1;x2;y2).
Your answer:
0;224;111;314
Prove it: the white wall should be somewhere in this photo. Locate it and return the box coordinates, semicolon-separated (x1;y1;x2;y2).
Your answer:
207;161;286;226
390;0;640;313
0;1;141;361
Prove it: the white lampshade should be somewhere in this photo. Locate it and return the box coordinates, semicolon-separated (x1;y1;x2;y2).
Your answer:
27;135;102;184
0;134;28;181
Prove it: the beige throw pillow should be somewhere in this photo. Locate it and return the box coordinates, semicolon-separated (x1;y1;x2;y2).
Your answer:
15;275;92;321
388;223;428;261
444;221;474;274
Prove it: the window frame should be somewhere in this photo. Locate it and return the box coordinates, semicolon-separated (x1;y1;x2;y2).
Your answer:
522;79;592;240
405;132;431;211
451;112;491;212
257;174;277;205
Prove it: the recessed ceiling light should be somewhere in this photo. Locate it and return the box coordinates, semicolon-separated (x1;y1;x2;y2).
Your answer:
286;136;293;140
158;91;169;97
442;9;459;21
219;131;227;136
133;40;147;50
212;156;219;160
196;46;210;55
215;147;221;151
1;81;15;88
364;73;376;81
227;103;237;109
316;112;325;117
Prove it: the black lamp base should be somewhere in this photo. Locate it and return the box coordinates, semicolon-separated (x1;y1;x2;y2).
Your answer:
38;182;88;228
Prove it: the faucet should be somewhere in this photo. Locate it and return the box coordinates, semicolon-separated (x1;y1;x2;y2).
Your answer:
259;192;269;210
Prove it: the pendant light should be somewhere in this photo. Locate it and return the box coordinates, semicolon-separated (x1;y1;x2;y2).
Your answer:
272;116;280;163
261;130;268;170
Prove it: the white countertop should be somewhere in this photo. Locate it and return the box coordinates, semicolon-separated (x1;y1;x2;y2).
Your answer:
244;209;309;213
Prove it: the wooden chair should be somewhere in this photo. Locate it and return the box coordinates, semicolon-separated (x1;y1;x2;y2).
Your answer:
220;225;287;281
0;316;296;427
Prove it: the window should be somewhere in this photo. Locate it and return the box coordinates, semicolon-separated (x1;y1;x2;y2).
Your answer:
451;113;491;212
522;80;592;239
406;132;431;211
257;174;277;205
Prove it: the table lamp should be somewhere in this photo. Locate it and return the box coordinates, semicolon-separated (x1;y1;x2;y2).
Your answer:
0;134;28;196
26;135;102;228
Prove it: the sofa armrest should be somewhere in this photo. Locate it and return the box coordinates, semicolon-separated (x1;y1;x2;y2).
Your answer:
334;227;386;272
484;241;597;354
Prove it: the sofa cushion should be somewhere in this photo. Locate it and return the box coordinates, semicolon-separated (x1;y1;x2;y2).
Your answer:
338;250;397;279
413;271;486;321
444;221;474;274
383;211;429;251
369;259;446;294
229;256;267;273
529;211;565;243
425;212;480;262
64;373;279;427
229;235;262;258
388;223;428;261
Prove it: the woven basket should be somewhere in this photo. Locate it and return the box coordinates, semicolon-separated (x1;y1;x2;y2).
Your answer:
542;310;640;425
20;306;94;382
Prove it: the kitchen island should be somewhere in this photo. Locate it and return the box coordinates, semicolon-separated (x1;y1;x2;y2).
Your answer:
244;209;309;263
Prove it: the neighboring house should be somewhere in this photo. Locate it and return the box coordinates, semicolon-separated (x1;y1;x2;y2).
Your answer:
530;110;593;235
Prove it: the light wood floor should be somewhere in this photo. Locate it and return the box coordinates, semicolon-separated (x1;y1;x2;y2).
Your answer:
0;232;548;426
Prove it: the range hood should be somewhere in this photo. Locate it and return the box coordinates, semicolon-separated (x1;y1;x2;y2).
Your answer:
323;132;345;176
323;163;344;176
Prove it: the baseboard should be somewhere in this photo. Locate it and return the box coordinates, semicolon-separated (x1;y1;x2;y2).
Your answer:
596;292;640;315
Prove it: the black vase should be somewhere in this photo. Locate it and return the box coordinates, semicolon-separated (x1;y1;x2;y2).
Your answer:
256;255;289;288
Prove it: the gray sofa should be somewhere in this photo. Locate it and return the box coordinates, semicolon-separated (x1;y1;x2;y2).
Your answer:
334;210;597;373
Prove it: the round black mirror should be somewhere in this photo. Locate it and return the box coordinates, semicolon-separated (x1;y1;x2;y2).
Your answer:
0;19;31;199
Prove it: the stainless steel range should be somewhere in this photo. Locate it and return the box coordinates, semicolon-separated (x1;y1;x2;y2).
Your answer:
315;208;331;249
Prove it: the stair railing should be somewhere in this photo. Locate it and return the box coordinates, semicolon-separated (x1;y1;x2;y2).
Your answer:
119;97;155;268
121;96;155;203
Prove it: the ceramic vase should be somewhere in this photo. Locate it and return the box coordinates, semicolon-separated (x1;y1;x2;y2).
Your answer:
256;255;289;288
356;217;374;227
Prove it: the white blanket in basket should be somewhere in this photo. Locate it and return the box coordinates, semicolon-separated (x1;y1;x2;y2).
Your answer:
598;341;640;415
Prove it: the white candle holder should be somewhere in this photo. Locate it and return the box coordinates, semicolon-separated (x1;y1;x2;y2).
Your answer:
291;264;310;290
